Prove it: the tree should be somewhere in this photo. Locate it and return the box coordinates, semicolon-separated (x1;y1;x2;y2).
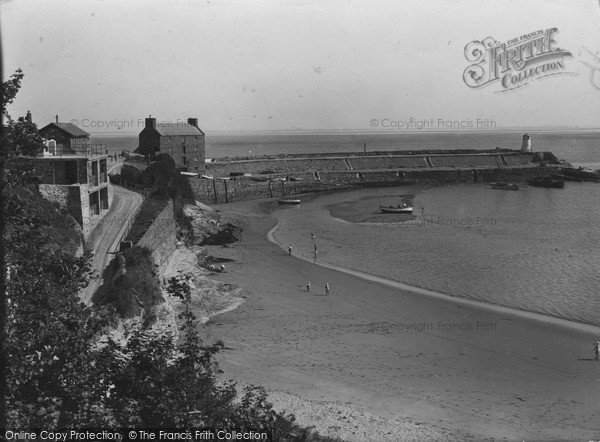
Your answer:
3;117;43;157
1;69;24;119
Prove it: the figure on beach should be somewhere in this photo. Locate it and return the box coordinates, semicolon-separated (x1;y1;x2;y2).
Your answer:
311;232;316;239
307;281;311;292
594;341;600;361
325;283;330;296
314;243;318;255
288;244;293;256
220;264;226;272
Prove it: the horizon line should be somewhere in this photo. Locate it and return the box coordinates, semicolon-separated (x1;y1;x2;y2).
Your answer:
89;127;600;137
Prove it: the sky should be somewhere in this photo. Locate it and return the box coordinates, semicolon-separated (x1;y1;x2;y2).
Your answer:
2;0;600;134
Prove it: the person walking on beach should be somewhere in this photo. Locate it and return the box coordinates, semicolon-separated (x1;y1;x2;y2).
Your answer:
314;243;318;255
307;281;311;292
325;283;330;296
288;244;293;256
594;341;600;361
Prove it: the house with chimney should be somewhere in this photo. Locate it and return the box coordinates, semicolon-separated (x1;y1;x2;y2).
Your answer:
137;116;205;173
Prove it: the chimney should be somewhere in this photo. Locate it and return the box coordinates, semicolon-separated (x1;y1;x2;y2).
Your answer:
145;115;156;128
25;110;32;123
56;114;59;123
521;133;532;153
187;117;198;128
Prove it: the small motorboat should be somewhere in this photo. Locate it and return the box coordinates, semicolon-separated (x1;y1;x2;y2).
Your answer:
278;198;301;205
490;182;519;190
201;174;214;180
527;175;564;189
380;203;413;213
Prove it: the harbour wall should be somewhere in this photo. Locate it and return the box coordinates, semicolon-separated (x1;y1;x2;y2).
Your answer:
204;151;541;178
190;160;561;205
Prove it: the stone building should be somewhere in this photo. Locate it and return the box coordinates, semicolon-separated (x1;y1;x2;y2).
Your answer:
26;119;113;240
137;116;205;173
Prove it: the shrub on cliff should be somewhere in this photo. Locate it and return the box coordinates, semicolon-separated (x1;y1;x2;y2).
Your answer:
97;246;163;321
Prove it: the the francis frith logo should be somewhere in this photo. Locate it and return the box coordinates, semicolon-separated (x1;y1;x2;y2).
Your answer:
463;27;574;92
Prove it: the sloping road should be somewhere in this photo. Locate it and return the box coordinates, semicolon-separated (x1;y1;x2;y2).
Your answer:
80;184;144;305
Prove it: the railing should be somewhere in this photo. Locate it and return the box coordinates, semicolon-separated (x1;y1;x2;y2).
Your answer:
109;174;156;197
49;144;107;158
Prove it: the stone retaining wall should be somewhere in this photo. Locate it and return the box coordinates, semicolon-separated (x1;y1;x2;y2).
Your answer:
135;200;178;276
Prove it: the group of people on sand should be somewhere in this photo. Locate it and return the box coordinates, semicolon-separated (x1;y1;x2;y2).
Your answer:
306;281;330;296
288;235;329;296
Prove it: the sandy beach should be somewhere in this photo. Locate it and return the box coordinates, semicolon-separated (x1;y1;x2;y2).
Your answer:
198;198;600;441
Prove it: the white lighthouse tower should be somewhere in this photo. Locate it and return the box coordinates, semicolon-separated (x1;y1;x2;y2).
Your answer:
521;133;532;153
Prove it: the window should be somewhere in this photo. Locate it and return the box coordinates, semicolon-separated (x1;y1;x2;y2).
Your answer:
183;157;187;165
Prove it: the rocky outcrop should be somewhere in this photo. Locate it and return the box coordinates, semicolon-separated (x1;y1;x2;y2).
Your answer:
184;202;241;246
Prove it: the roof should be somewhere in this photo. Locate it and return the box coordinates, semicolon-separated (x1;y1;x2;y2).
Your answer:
40;122;90;138
152;122;205;137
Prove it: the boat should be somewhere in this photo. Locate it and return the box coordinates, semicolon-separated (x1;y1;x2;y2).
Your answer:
490;182;519;190
380;203;413;213
201;174;214;180
527;175;564;188
278;198;301;205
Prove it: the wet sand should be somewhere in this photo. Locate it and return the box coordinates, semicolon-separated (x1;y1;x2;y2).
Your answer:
199;198;600;440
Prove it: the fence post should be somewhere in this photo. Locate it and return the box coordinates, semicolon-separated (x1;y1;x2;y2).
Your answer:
212;179;218;204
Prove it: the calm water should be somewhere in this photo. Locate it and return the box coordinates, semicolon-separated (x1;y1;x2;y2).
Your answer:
270;184;600;327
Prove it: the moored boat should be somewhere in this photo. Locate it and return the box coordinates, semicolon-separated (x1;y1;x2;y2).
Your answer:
278;198;301;205
380;203;413;213
490;182;519;190
527;175;564;188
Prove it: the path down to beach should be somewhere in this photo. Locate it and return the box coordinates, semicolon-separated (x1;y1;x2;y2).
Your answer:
81;185;143;304
199;200;600;441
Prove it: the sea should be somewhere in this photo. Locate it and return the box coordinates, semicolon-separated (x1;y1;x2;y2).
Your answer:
94;130;600;327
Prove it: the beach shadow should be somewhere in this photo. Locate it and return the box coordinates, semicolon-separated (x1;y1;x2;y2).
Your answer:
576;358;599;362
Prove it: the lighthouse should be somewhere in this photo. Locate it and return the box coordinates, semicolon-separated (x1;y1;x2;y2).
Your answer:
521;133;532;153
